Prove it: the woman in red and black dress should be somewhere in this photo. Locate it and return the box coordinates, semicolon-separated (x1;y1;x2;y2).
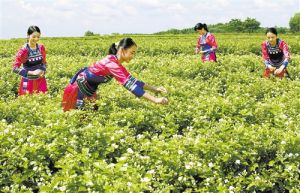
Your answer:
261;27;290;78
194;23;218;62
13;26;48;95
62;38;168;111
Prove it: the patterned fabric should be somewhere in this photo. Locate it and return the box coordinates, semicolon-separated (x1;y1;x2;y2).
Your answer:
88;55;145;96
62;82;97;112
123;75;145;97
13;43;48;95
18;77;47;95
196;32;218;62
62;55;145;111
24;44;43;67
261;39;290;68
77;76;96;97
13;43;47;77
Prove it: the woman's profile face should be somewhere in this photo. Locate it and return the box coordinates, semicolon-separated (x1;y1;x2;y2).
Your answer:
121;45;137;63
266;32;277;46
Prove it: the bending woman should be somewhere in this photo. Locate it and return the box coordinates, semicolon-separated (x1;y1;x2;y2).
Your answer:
62;37;168;111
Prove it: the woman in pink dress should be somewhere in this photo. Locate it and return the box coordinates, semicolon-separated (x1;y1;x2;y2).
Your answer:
62;38;168;111
13;26;48;96
261;27;290;78
194;23;218;62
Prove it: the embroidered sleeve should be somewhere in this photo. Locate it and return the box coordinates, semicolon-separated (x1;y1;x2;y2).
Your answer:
206;34;218;50
40;44;47;65
261;41;270;61
279;40;290;60
13;47;28;77
123;75;145;97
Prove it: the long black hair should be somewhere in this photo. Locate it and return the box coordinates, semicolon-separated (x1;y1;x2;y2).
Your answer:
265;27;278;35
194;23;209;32
27;25;41;36
108;37;137;55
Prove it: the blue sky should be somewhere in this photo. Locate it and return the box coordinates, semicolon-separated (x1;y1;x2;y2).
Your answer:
0;0;299;39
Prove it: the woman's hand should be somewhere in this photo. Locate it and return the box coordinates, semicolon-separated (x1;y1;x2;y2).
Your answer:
155;86;167;93
155;97;168;105
274;65;285;75
29;69;45;77
268;66;276;72
142;93;168;105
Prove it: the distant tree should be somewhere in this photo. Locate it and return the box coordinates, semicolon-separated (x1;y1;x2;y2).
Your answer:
209;23;227;33
154;17;263;34
228;19;244;32
275;26;289;34
289;12;300;32
84;30;94;36
243;17;260;32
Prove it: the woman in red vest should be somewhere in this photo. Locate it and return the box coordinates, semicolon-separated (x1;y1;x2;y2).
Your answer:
261;27;290;78
13;26;48;95
194;23;218;62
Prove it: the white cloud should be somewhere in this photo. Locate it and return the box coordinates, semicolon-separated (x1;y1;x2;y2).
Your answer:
253;0;280;10
0;0;299;39
216;0;230;7
167;3;186;13
134;0;164;9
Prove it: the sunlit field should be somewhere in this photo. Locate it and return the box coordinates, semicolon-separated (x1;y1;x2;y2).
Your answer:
0;33;299;192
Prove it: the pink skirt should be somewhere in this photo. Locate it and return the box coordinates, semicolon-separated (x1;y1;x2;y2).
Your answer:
18;77;48;96
62;83;97;112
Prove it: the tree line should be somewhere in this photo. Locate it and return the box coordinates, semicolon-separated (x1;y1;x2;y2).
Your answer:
155;13;300;34
85;13;300;36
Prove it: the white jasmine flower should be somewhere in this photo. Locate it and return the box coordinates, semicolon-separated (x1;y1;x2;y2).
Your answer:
141;177;150;182
111;143;118;148
137;134;144;139
127;148;134;154
147;169;155;174
178;150;183;154
59;186;66;191
119;156;126;161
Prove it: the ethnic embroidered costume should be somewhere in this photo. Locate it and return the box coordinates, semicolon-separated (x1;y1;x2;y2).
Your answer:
261;39;290;78
196;32;218;62
62;55;145;111
13;43;48;95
